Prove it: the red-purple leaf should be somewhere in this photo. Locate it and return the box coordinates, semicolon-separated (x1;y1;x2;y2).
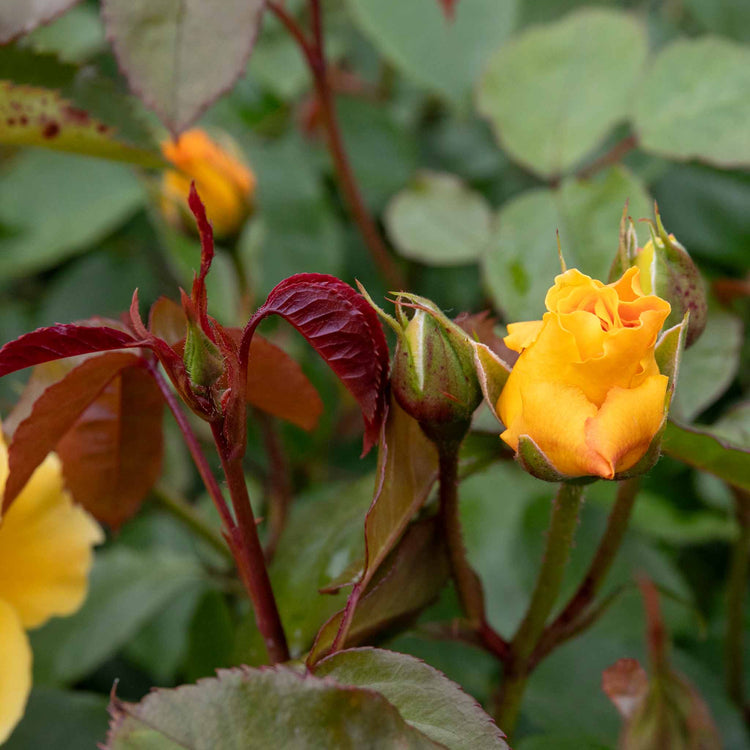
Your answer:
243;274;389;454
0;324;139;378
57;364;164;529
3;351;142;512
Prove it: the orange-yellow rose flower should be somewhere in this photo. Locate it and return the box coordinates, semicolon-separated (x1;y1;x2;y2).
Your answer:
496;267;671;480
0;434;102;743
161;129;256;238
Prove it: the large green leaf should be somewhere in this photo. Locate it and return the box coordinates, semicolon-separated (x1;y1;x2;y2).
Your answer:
31;547;206;685
102;0;266;135
385;171;493;266
0;0;83;44
634;37;750;167
477;9;647;177
670;308;744;423
662;421;750;492
482;166;651;321
308;517;449;662
0;150;145;282
346;0;517;107
106;666;443;749
315;648;509;749
234;479;372;664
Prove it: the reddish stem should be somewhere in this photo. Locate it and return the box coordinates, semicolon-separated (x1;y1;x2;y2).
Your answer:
212;422;290;664
576;134;638;181
269;0;405;289
149;363;234;532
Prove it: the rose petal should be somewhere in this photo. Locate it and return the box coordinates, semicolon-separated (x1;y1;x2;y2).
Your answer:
585;374;669;477
499;378;611;478
504;320;544;352
0;598;31;745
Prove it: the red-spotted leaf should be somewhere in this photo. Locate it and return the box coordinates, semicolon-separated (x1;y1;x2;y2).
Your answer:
56;364;164;529
246;336;323;432
3;351;142;513
0;324;140;378
102;0;266;136
0;0;84;44
243;274;389;454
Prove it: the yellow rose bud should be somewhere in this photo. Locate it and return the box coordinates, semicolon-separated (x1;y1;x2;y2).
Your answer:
496;267;671;480
161;129;256;238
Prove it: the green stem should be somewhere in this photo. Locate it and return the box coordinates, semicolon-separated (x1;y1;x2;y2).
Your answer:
152;484;233;563
533;477;640;665
495;482;586;737
211;423;290;664
726;490;750;716
437;440;511;663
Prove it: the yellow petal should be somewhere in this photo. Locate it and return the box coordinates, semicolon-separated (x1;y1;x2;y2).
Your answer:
585;374;669;476
504;320;544;352
499;376;612;478
0;446;103;629
0;598;32;745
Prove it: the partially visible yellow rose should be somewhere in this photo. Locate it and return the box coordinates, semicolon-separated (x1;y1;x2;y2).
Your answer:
496;267;671;480
0;434;102;744
161;129;256;238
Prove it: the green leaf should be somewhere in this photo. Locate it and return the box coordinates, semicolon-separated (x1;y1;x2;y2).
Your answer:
308;517;449;662
315;648;509;749
346;0;517;107
385;171;493;266
684;0;750;43
4;688;108;750
0;0;83;44
184;589;235;682
31;547;206;685
102;0;266;135
477;9;647;177
671;308;743;422
337;97;417;210
234;479;372;664
482;166;651;321
662;420;750;492
106;666;443;749
0;150;145;282
634;37;750;167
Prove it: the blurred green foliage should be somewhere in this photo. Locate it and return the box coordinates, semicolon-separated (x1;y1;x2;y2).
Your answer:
0;0;748;747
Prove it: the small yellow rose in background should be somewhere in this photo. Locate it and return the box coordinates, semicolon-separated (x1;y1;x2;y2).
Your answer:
497;267;671;480
161;129;256;238
0;433;102;744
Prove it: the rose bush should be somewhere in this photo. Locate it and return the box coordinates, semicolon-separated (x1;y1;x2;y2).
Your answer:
496;266;671;479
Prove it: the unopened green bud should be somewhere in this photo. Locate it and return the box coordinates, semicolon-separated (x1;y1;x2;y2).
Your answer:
636;222;707;348
391;296;482;444
183;318;224;387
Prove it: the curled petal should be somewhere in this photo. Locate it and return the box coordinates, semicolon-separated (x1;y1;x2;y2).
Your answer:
504;320;543;353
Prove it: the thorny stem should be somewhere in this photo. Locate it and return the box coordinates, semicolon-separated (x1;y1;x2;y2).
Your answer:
494;482;585;738
269;0;405;289
256;409;294;559
152;483;233;563
532;477;640;666
149;364;234;532
212;422;290;664
726;489;750;723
